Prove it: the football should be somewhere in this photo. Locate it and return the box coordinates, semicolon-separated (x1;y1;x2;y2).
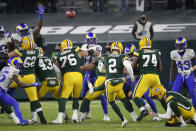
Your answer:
65;10;75;19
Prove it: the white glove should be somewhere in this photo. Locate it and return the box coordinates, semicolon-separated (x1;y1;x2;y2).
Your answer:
87;80;94;95
182;67;193;79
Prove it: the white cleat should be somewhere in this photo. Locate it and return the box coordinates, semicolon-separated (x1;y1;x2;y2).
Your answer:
83;112;92;120
152;117;161;121
78;112;85;123
103;115;110;121
72;110;78;123
30;119;38;124
180;122;186;127
130;111;138;122
50;119;62;124
122;118;128;128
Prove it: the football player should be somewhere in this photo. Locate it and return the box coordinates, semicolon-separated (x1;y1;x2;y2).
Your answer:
80;32;108;119
149;85;196;127
7;36;47;124
101;42;137;127
169;37;196;111
0;56;41;125
11;3;45;49
52;39;98;123
131;36;162;121
78;58;110;122
124;44;160;121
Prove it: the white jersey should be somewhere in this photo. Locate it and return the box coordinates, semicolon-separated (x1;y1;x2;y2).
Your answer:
0;66;20;91
81;44;102;64
0;33;11;53
170;49;195;75
11;29;34;42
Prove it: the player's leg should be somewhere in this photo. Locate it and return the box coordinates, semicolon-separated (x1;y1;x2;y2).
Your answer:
72;72;83;123
172;73;184;92
133;75;150;121
0;93;29;125
52;73;74;124
37;81;48;99
116;82;137;122
186;72;196;111
22;75;47;124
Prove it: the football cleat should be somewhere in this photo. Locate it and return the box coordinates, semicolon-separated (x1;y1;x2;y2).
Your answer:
83;112;92;120
50;119;62;124
103;114;110;121
78;112;85;123
64;113;71;122
19;120;31;126
122;118;128;127
130;111;138;122
72;110;78;123
137;110;148;121
152;116;161;121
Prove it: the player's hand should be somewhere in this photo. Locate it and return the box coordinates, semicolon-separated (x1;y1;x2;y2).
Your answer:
169;80;173;89
149;112;158;117
32;82;41;87
37;3;45;15
182;68;193;79
87;80;94;94
127;91;132;98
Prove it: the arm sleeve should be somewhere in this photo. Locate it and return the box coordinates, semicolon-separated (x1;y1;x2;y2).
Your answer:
158;103;173;119
123;60;134;79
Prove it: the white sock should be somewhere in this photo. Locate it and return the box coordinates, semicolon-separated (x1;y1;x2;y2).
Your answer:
32;112;37;121
139;107;145;112
10;112;20;124
144;103;150;110
73;109;78;114
130;111;138;122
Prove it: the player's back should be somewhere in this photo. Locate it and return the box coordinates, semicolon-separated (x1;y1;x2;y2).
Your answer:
57;47;81;74
35;56;57;82
0;66;19;91
135;49;161;75
15;47;39;75
104;54;124;79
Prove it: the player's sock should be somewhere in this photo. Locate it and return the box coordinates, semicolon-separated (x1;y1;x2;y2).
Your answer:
80;98;90;113
110;101;124;121
121;97;134;112
134;97;144;108
145;97;158;113
191;95;196;111
10;112;20;124
31;112;37;122
58;98;67;113
37;109;47;124
141;98;146;105
86;101;90;113
177;116;186;126
72;98;79;110
99;95;108;114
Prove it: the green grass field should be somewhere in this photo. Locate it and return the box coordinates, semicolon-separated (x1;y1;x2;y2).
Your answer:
0;100;195;131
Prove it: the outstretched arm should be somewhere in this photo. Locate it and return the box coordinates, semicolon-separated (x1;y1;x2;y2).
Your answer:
170;60;176;81
12;74;33;88
80;63;96;71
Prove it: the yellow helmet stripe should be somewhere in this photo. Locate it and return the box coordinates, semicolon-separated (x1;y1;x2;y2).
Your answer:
67;39;70;47
146;37;150;46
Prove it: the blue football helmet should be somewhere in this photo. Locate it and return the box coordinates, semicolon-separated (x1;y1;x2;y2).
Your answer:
8;56;23;69
85;32;97;46
175;37;187;52
16;23;29;37
124;44;136;55
0;25;5;38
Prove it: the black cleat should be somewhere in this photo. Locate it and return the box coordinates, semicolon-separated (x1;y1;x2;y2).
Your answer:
64;113;71;122
136;110;148;121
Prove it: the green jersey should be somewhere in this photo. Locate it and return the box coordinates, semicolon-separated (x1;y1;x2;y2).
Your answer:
57;47;81;75
94;60;105;77
15;47;39;75
35;56;57;82
134;49;161;75
163;91;192;109
104;54;128;79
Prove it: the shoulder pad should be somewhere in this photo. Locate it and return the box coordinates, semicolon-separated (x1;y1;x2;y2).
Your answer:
14;48;23;56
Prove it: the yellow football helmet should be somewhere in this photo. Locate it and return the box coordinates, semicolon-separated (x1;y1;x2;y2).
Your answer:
151;85;166;100
61;39;73;51
139;36;152;50
21;36;35;50
111;41;123;54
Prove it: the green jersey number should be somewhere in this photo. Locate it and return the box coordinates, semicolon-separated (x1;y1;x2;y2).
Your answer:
142;54;157;67
60;54;77;68
39;59;53;71
109;59;117;73
23;56;36;68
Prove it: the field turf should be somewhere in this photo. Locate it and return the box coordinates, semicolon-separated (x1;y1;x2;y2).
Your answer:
0;100;195;131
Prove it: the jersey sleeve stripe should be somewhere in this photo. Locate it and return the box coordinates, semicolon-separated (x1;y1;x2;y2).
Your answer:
14;49;22;56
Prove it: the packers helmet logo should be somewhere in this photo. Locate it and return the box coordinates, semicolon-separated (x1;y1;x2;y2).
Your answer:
154;88;160;93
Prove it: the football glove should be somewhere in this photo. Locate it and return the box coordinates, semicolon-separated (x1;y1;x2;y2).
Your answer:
37;3;45;17
32;82;42;87
87;80;94;95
